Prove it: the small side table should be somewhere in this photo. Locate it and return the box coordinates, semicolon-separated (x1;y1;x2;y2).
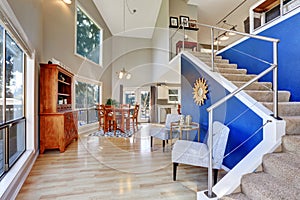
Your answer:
170;122;200;145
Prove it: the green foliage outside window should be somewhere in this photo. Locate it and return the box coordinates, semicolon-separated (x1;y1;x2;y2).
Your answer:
76;6;101;64
75;80;100;109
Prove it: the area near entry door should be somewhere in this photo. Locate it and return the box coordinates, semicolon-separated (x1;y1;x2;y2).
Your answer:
124;87;150;123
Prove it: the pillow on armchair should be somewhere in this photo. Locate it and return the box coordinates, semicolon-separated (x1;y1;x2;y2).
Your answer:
150;113;182;150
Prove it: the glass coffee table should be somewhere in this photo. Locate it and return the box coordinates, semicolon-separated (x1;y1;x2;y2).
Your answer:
170;122;200;145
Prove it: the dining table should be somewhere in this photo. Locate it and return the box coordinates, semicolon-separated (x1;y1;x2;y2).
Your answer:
103;106;134;133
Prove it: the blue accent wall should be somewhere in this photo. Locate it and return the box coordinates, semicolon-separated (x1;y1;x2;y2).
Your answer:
181;55;263;169
220;13;300;101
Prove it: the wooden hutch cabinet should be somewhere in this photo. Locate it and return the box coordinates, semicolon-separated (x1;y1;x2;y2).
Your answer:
39;63;78;154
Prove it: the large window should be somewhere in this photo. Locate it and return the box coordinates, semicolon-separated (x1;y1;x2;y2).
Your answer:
0;24;25;178
75;79;101;126
76;6;102;65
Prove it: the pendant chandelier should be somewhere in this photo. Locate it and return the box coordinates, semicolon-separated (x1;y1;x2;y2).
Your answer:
117;68;131;79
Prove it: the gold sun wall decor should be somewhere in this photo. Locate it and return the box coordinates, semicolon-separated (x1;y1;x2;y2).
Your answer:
193;77;208;105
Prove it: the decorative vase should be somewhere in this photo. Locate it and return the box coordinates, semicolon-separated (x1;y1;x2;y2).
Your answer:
186;115;192;125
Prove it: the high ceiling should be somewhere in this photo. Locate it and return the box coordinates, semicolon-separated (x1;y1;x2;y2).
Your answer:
93;0;162;38
93;0;258;40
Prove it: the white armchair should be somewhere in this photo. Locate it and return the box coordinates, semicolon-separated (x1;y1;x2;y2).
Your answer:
150;113;182;150
172;121;230;184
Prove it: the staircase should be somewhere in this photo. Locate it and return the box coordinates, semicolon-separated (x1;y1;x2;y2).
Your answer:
191;52;300;200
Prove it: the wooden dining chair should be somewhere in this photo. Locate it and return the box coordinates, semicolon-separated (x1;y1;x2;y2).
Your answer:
177;104;181;115
96;104;105;130
105;105;117;134
121;104;131;131
130;104;139;131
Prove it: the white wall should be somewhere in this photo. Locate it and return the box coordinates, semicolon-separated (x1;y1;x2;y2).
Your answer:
110;36;153;102
152;0;181;83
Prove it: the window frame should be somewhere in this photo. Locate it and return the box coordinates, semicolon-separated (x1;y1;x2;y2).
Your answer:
74;76;102;126
168;87;181;104
0;22;26;179
75;2;103;66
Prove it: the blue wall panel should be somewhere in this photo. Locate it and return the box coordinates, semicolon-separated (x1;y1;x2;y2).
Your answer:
220;13;300;101
181;55;263;169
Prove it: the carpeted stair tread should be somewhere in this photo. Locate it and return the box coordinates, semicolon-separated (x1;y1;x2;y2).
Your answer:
190;51;222;59
262;102;300;116
241;172;299;200
245;90;290;102
220;193;251;200
199;57;229;64
282;135;300;154
233;81;272;90
263;152;300;189
209;63;238;69
222;74;257;82
281;116;300;135
215;68;247;74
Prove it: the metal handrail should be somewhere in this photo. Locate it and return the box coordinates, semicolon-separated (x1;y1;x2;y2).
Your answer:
183;21;279;42
179;21;279;198
207;64;277;112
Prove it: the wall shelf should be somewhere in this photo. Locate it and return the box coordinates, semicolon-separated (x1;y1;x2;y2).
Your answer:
169;26;199;31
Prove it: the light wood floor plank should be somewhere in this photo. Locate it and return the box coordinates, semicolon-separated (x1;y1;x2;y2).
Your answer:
17;124;218;200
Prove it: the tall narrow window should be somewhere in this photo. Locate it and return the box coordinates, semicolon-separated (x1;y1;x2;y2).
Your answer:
0;26;4;123
75;80;101;126
0;23;25;179
76;6;102;65
5;34;24;121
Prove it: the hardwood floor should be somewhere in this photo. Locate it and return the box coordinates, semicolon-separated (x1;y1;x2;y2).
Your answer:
17;124;210;200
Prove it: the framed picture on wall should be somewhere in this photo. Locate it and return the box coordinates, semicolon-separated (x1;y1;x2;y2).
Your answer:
169;16;178;28
180;16;189;28
189;19;197;28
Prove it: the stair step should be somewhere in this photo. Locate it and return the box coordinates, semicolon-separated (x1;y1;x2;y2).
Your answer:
262;102;300;116
242;172;300;200
200;58;229;64
245;90;290;102
263;152;300;189
282;135;300;155
190;51;222;59
215;68;247;74
281;116;300;135
208;63;238;69
220;193;251;200
222;74;257;82
233;81;272;90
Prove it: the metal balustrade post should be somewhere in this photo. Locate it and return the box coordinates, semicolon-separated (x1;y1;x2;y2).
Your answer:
4;127;9;171
273;41;278;119
211;28;215;72
183;25;185;52
207;110;214;197
280;0;283;17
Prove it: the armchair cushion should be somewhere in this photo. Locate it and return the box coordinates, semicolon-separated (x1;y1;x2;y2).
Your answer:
150;113;182;149
172;121;230;169
150;113;182;140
